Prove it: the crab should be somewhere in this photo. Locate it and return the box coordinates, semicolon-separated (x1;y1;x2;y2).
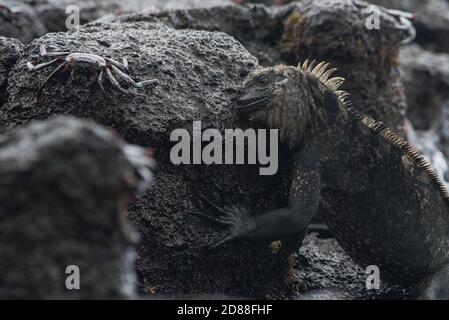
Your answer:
26;44;158;97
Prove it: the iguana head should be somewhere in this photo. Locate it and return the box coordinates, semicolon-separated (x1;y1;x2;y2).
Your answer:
236;61;349;148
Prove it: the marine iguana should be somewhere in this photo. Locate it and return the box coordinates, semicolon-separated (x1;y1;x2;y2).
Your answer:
193;61;449;299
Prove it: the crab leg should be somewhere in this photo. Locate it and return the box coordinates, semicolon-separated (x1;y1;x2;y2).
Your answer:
110;65;137;86
39;45;70;58
37;61;68;95
111;65;158;88
27;59;60;71
105;67;143;96
135;78;159;87
105;57;129;71
97;70;106;94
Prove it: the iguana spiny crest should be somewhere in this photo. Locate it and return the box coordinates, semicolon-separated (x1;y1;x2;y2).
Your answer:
193;60;449;299
237;60;449;204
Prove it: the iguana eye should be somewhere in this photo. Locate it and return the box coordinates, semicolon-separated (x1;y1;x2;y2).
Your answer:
258;76;269;85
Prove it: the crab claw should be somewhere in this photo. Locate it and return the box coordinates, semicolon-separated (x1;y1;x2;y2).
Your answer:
26;62;34;71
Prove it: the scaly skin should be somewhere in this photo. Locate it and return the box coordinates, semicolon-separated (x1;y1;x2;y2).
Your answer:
193;61;449;299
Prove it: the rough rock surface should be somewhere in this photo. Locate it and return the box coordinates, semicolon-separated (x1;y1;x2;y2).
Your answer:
0;22;305;298
236;0;292;4
0;0;47;43
294;234;413;300
142;0;234;11
400;44;449;131
0;36;23;107
97;4;284;66
400;44;449;182
14;0;234;36
22;0;123;33
0;116;148;299
0;3;413;299
105;0;408;132
369;0;449;53
276;0;407;133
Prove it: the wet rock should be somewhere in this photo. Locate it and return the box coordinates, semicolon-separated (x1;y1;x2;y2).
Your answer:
0;22;303;298
0;3;416;299
235;0;274;5
0;36;23;108
105;0;408;132
143;0;234;11
1;22;256;142
399;44;449;183
95;4;284;66
235;0;292;5
295;288;353;300
369;0;449;53
0;116;154;299
400;44;449;130
276;0;408;132
0;0;47;43
25;0;123;33
19;0;234;36
405;121;449;185
293;233;413;300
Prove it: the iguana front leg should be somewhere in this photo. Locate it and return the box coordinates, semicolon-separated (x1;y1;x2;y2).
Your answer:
192;167;321;247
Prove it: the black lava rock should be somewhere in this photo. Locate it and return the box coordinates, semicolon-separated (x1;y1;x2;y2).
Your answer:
105;0;408;132
0;22;302;298
12;0;234;38
0;3;413;299
0;116;154;299
400;44;449;131
369;0;449;53
0;36;23;108
0;0;47;43
293;233;413;300
399;44;449;183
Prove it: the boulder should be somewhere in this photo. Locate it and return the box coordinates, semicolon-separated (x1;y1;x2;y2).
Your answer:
0;2;414;299
15;0;234;36
0;0;47;43
0;36;23;107
369;0;449;53
276;0;408;132
399;44;449;183
0;116;154;299
294;233;413;300
0;22;303;298
24;0;122;33
104;0;408;132
400;44;449;131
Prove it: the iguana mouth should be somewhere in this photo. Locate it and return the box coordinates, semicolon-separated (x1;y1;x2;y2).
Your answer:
235;93;269;114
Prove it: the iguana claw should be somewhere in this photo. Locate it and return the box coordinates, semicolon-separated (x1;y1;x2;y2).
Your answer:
189;210;232;227
190;184;255;248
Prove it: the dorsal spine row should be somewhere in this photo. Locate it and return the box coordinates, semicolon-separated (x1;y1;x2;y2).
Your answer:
298;59;449;204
